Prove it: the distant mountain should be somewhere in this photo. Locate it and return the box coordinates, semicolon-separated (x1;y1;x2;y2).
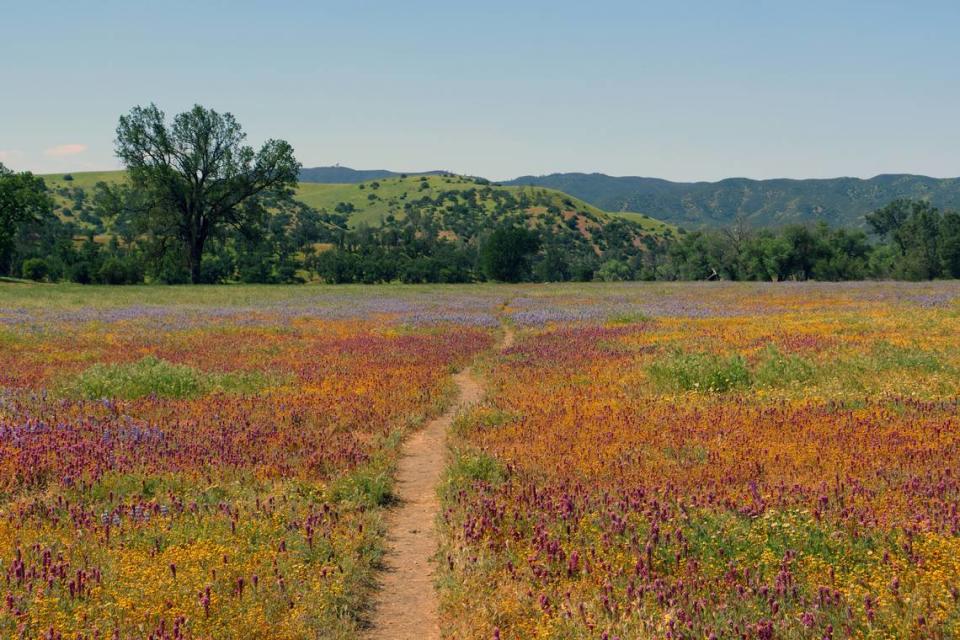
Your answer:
299;166;446;184
503;173;960;228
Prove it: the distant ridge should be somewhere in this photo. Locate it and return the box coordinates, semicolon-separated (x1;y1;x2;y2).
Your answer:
502;172;960;228
299;166;447;184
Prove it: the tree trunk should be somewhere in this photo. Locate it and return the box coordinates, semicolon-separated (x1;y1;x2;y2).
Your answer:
188;236;205;284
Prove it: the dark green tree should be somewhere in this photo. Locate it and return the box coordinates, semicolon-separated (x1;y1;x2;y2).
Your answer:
115;104;301;283
479;226;541;282
0;164;53;275
866;199;914;247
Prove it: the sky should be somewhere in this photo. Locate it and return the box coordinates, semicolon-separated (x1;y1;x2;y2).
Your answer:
1;0;959;182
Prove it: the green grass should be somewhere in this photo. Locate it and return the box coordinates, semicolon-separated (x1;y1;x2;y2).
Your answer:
649;351;752;392
61;355;278;400
752;345;815;387
441;449;505;503
648;347;814;393
44;170;128;192
607;310;653;325
611;210;676;232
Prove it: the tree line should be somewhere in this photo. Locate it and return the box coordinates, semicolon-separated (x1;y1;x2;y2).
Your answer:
3;104;960;284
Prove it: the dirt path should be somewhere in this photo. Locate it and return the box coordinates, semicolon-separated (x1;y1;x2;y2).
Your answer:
366;325;513;639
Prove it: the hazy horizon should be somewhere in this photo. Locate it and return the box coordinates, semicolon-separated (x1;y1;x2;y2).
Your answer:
3;0;959;182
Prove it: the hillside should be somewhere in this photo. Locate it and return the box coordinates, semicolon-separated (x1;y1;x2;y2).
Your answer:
40;171;675;250
296;174;672;233
504;173;960;229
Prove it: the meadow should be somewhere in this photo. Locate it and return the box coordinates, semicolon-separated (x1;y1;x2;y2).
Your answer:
441;281;960;639
2;281;960;639
0;284;497;639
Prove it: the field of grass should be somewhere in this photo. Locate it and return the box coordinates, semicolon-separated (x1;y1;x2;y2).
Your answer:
3;281;960;638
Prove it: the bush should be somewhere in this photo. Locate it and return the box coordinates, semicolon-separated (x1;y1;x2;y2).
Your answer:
21;258;48;281
99;257;128;285
69;261;93;284
597;259;633;282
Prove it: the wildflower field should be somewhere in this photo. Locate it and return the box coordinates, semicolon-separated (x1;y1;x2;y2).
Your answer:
0;285;495;639
442;282;960;640
3;282;960;639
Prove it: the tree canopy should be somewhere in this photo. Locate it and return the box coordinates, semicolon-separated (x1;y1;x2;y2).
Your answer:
114;104;300;282
479;226;541;282
0;163;53;275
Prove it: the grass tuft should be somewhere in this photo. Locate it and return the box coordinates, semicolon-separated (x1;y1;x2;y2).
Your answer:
649;347;815;393
63;356;276;400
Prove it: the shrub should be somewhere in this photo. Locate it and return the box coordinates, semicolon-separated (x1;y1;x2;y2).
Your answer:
69;261;95;284
597;259;632;282
21;258;48;281
99;257;129;285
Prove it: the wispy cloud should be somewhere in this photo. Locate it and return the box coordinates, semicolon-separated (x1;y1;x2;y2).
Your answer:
44;143;87;157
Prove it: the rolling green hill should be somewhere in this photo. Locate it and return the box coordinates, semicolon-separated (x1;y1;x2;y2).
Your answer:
503;172;960;229
296;173;672;233
40;171;675;249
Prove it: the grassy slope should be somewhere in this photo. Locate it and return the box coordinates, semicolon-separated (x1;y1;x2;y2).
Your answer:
297;174;673;233
41;171;675;235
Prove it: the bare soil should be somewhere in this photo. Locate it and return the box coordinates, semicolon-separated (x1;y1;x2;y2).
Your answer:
366;326;513;639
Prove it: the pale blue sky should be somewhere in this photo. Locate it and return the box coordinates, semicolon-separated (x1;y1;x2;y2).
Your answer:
1;0;958;181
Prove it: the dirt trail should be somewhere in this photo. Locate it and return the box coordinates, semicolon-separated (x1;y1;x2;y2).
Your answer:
366;324;513;640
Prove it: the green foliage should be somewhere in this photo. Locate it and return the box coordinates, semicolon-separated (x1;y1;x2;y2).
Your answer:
329;468;394;507
63;356;276;400
479;226;540;282
442;450;505;502
115;103;301;283
98;256;143;285
24;159;960;285
870;342;944;373
0;164;53;275
21;257;49;281
648;352;752;392
649;347;814;393
597;259;633;281
607;311;652;325
506;173;960;229
752;346;815;387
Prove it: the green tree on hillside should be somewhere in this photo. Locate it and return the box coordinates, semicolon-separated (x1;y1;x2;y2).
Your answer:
479;226;540;282
115;104;301;283
0;164;53;276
